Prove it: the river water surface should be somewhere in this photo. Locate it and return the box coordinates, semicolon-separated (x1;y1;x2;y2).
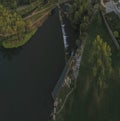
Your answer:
0;9;65;121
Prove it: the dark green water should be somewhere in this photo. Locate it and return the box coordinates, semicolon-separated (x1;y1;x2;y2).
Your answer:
0;9;65;121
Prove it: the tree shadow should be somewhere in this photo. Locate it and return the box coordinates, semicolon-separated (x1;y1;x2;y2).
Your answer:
0;47;23;61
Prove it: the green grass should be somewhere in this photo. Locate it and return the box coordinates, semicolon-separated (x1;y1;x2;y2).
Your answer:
17;1;40;12
18;0;56;18
17;1;42;17
54;12;120;121
105;12;120;32
36;1;55;12
30;5;55;22
56;85;71;111
2;29;37;48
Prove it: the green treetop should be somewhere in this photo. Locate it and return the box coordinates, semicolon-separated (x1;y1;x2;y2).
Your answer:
0;5;25;38
89;35;112;95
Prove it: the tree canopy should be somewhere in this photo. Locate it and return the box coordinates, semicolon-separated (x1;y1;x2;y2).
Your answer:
68;0;90;31
89;35;112;95
0;4;25;38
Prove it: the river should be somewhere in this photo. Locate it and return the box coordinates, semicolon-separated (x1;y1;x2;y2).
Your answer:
0;9;65;121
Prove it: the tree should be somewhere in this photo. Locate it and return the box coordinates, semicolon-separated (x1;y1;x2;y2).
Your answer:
114;31;119;38
89;35;112;95
67;0;91;32
0;5;25;38
26;20;33;32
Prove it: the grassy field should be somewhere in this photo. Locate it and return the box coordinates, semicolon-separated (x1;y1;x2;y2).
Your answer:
17;0;56;17
17;1;43;17
54;12;120;121
28;4;55;22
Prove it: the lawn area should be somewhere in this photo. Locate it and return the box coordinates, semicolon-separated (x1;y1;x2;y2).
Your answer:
35;0;55;12
28;4;55;22
53;12;120;121
55;84;71;113
105;12;120;32
17;1;40;12
17;1;42;17
17;0;56;18
105;12;120;45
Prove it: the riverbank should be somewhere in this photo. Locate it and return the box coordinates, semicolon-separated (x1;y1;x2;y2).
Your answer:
0;7;65;121
2;29;37;48
1;1;56;49
2;10;52;49
59;3;78;59
1;0;70;49
49;1;99;120
50;36;86;121
1;12;52;48
53;6;120;121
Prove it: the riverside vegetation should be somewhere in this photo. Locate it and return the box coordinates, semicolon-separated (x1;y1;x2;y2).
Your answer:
0;0;56;48
54;0;120;121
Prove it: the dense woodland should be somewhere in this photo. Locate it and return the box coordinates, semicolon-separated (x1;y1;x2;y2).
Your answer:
0;5;25;36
